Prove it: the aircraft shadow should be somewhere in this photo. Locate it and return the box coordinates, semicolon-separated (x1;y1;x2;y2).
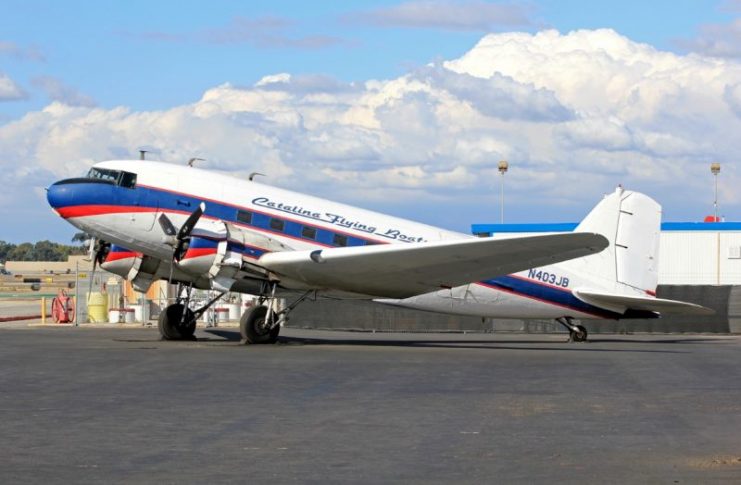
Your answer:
200;329;696;353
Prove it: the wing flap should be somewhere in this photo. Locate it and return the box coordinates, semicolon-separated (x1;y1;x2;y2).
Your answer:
258;232;608;298
573;289;715;316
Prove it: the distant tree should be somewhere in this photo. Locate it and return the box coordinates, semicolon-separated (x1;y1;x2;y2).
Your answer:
8;242;34;261
71;232;91;246
0;240;12;262
0;239;86;262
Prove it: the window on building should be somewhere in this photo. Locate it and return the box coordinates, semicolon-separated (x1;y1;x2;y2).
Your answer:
333;234;348;247
270;218;284;232
302;226;317;240
237;210;253;224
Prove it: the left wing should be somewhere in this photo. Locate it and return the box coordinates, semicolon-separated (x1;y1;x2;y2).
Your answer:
258;232;608;298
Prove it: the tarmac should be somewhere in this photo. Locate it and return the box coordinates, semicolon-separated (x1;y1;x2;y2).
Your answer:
1;324;741;483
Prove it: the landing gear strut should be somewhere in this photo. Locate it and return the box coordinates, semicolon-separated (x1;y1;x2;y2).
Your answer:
158;283;225;341
240;282;314;344
556;317;588;342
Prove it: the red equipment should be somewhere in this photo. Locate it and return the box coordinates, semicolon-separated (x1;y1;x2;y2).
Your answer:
51;289;75;323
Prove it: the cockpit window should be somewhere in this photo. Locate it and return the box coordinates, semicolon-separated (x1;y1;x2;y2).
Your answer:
86;168;137;189
119;172;137;188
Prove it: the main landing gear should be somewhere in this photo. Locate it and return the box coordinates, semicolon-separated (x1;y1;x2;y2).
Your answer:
556;317;588;342
158;283;225;341
240;282;314;345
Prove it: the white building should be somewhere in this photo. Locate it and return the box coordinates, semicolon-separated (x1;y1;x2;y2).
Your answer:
471;222;741;285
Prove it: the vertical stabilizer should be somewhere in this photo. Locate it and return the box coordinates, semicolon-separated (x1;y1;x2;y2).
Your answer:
564;187;661;294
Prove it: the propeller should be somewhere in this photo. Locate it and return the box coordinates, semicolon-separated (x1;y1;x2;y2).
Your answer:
86;238;110;302
157;202;206;283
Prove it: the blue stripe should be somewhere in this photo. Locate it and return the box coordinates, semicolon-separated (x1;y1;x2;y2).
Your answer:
189;234;267;258
482;275;621;319
110;244;132;254
51;181;375;248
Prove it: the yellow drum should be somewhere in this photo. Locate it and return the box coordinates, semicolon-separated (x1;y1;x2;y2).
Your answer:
87;292;108;323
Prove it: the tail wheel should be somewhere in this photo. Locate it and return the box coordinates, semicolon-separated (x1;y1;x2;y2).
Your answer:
158;303;196;340
240;305;280;344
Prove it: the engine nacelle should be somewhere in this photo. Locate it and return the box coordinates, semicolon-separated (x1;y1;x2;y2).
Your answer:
100;245;161;292
177;221;292;291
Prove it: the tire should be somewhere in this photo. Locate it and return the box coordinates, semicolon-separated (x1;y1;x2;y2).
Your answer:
158;304;197;340
240;306;280;344
572;325;588;342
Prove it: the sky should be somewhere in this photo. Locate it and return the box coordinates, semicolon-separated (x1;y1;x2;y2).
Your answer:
1;0;741;243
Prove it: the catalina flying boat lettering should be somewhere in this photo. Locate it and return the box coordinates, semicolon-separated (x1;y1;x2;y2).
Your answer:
46;160;709;343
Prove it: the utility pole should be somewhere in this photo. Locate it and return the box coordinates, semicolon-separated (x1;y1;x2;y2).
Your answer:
498;160;509;224
711;162;721;221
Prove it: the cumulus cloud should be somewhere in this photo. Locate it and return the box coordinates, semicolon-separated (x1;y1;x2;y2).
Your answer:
679;18;741;58
720;0;741;12
31;76;96;107
2;28;741;239
351;1;533;31
125;15;347;50
0;72;27;101
0;41;45;62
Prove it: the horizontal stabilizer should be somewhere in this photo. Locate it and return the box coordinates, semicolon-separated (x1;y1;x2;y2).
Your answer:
258;232;608;299
573;289;714;316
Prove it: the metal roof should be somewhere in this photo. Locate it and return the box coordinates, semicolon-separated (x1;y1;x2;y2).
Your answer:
471;222;741;234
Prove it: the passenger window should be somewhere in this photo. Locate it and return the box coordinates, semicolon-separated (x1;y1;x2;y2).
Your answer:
333;234;348;247
302;226;317;240
237;210;253;224
270;218;284;232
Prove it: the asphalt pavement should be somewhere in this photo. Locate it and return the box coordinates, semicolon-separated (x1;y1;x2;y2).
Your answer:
1;326;740;483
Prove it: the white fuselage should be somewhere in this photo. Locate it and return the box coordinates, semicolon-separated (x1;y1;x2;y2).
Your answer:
49;160;624;320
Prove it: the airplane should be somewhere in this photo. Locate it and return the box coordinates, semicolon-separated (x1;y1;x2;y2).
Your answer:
46;160;711;343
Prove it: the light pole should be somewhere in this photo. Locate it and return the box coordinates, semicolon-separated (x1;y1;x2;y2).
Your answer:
711;162;720;221
498;160;508;224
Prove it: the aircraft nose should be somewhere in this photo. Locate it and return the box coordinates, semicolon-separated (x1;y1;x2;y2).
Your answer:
47;178;85;214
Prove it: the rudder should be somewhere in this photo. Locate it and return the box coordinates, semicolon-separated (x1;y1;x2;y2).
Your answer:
564;187;661;295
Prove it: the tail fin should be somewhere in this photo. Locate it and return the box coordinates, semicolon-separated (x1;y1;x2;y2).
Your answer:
563;186;661;295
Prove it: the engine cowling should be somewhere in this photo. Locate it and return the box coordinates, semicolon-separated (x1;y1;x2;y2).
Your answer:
100;245;161;292
177;221;292;291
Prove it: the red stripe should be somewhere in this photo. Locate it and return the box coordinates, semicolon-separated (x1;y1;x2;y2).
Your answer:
182;247;217;259
645;289;657;296
105;251;139;262
57;205;156;218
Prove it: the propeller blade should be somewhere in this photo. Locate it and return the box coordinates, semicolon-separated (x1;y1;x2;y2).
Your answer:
173;239;188;262
158;213;178;237
86;237;96;262
94;242;110;267
177;202;206;241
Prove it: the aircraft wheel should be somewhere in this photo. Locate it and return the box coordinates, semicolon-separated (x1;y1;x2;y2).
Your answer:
158;304;197;340
240;305;280;344
571;325;588;342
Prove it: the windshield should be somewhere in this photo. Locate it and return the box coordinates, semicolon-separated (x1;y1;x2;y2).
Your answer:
86;168;137;188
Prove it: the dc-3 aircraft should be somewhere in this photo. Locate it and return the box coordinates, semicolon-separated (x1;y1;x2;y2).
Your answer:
46;160;711;343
